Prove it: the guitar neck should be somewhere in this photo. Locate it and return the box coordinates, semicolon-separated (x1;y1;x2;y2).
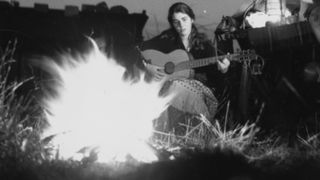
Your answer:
175;54;230;71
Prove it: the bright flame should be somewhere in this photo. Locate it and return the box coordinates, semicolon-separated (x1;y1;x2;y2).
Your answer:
41;40;172;163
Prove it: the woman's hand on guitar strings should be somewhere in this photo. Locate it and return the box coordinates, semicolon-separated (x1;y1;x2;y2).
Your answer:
143;62;166;81
217;53;231;74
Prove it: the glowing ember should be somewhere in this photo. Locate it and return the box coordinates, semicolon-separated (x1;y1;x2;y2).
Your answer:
41;39;172;163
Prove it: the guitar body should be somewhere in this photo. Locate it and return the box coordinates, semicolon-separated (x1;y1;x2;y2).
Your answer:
141;49;193;79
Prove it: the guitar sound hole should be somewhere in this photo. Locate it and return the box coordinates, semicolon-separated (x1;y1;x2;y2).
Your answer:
164;62;175;74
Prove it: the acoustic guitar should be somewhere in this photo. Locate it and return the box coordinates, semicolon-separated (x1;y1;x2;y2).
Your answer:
141;49;257;79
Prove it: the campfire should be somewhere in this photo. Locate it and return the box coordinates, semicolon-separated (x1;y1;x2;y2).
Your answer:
41;39;173;163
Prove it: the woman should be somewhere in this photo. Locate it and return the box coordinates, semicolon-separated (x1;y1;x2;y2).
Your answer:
140;2;230;133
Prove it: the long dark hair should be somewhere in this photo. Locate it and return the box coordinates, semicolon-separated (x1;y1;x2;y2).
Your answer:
167;2;207;49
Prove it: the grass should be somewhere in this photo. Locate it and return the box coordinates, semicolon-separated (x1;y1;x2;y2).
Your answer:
0;39;49;165
0;39;320;179
150;114;260;155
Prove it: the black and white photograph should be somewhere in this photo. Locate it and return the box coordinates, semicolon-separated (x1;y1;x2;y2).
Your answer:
0;0;320;179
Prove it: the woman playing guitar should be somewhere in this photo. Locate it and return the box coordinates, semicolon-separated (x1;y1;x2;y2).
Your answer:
139;2;231;133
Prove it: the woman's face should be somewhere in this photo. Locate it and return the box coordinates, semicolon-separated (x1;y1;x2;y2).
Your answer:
172;12;194;38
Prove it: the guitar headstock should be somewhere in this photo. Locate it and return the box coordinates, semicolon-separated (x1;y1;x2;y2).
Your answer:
231;49;265;75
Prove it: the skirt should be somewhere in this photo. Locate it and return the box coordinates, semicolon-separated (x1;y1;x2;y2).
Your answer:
155;78;218;133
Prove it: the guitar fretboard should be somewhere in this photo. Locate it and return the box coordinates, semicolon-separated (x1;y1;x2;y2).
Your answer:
175;55;230;71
